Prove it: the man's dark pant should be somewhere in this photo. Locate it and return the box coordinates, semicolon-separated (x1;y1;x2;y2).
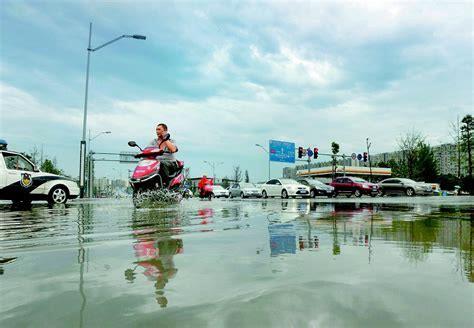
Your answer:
160;160;179;185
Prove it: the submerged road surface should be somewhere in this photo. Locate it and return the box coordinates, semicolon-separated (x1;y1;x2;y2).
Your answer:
1;198;473;327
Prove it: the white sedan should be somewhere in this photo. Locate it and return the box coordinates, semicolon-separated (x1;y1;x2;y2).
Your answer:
260;179;310;199
211;185;230;198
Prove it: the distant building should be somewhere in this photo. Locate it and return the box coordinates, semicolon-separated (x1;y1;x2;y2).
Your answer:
296;166;391;183
432;143;465;176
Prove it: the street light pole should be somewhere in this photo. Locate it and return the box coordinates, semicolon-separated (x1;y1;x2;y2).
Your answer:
255;144;270;181
204;161;223;183
79;23;92;198
79;22;146;197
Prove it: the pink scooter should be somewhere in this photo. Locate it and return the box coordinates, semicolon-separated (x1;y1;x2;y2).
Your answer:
128;141;185;199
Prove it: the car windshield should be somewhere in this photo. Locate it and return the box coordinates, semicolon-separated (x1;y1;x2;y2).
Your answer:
352;178;368;183
308;179;325;186
280;179;298;184
241;183;256;188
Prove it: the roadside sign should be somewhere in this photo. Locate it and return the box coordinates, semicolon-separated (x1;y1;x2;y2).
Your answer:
357;154;362;161
351;153;357;160
269;140;295;163
119;152;139;163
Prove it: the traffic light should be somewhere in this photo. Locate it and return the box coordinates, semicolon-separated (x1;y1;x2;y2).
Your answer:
314;147;319;159
363;152;368;162
298;147;303;158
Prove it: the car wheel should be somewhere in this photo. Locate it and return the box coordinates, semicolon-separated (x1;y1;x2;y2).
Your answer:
48;185;68;204
310;189;316;198
354;189;362;198
281;189;289;199
406;188;415;197
262;190;268;199
240;192;246;198
377;189;384;197
334;192;338;198
346;193;352;198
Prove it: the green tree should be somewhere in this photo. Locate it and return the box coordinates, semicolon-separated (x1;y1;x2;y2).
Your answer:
40;159;62;175
414;142;438;182
460;114;473;179
459;115;474;193
388;158;406;177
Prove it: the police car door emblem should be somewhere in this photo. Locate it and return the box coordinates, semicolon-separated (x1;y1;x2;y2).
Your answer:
20;173;33;188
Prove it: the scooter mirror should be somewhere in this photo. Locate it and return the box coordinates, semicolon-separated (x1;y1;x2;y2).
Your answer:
128;141;137;147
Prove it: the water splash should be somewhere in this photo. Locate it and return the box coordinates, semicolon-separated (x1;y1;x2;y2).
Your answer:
133;189;183;208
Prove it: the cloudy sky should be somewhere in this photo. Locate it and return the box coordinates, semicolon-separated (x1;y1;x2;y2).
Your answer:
0;0;472;181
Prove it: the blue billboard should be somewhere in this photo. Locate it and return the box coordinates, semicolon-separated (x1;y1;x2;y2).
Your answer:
269;140;295;163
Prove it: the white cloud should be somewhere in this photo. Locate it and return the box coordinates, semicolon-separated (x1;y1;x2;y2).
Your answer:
250;45;342;87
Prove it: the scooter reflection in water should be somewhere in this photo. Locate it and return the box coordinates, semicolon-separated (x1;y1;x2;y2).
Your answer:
125;210;184;308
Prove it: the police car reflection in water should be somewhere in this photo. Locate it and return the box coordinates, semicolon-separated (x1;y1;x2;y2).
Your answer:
125;210;184;308
0;139;79;206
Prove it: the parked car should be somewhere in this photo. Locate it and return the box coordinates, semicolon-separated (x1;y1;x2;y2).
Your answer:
260;179;310;199
377;178;433;196
229;182;261;198
296;178;334;198
211;185;230;198
0;141;79;205
330;176;378;198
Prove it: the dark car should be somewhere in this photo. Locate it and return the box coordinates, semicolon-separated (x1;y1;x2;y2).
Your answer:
330;177;378;198
377;178;433;196
297;178;335;198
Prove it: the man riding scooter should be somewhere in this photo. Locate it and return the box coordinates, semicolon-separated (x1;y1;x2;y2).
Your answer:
149;123;178;186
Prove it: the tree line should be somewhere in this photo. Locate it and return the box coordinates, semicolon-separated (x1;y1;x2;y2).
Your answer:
373;114;473;193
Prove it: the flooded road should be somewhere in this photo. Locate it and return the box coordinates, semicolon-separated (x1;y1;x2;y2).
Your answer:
1;198;473;327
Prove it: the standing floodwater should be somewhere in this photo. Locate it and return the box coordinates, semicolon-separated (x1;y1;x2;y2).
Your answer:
1;198;473;327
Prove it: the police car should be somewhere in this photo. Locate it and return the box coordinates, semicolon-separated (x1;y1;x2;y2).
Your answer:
0;139;79;205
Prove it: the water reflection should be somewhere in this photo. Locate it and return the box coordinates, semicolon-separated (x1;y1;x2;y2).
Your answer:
125;209;184;308
263;200;473;282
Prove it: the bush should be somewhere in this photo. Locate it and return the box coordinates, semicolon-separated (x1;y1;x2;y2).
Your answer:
435;174;460;191
461;176;474;195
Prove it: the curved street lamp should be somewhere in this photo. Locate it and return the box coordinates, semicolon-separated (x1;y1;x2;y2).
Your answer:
79;22;146;198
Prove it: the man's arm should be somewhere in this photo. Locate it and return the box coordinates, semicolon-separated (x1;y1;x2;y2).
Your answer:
163;140;177;153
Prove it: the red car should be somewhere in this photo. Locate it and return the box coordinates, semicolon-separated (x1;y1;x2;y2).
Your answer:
330;177;379;198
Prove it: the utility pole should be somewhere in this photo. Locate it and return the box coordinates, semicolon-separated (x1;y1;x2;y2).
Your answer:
366;138;373;182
